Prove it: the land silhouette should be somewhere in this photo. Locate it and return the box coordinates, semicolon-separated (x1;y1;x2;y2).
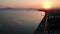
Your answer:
34;8;60;34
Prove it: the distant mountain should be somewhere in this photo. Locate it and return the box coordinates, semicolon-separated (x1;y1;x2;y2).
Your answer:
0;8;17;10
0;8;37;10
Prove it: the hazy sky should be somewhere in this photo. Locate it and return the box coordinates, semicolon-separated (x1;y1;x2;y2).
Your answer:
0;0;60;8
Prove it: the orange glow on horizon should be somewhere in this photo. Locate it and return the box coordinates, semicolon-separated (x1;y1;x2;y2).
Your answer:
43;4;51;9
42;1;52;10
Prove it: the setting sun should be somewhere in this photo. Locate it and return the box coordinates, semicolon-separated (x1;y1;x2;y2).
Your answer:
44;4;51;9
42;1;52;9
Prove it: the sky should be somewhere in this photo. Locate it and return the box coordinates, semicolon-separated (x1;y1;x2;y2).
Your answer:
0;0;60;9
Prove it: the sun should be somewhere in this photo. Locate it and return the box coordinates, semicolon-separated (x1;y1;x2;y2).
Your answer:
42;1;52;9
44;4;51;9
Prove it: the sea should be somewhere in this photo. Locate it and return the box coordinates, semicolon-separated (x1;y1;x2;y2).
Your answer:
0;9;45;34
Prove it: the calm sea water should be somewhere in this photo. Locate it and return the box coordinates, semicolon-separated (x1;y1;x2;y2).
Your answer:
0;9;45;34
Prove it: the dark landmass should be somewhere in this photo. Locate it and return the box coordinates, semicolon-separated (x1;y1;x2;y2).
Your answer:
0;8;37;10
34;8;60;34
0;8;15;10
